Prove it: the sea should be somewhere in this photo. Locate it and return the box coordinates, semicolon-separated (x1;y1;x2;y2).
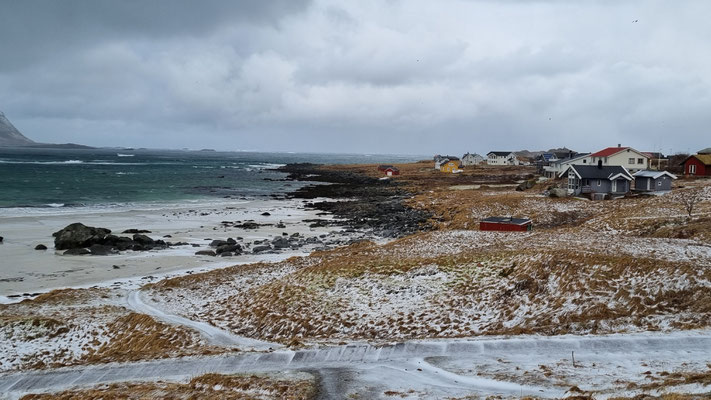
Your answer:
0;147;423;211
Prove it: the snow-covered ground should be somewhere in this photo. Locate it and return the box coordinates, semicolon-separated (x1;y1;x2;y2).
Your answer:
1;330;709;399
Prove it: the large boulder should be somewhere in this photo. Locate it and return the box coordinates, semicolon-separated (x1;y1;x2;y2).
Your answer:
216;244;241;255
271;236;291;249
549;188;568;198
53;223;111;250
63;248;91;256
88;244;116;256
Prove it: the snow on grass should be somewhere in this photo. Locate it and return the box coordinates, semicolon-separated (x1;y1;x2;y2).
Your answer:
0;288;217;372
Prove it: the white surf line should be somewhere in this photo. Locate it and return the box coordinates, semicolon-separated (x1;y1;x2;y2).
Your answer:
125;289;281;351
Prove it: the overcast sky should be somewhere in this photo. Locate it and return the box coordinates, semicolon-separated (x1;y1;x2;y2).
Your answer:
1;0;709;155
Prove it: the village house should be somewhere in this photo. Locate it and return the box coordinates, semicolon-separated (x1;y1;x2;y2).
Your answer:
560;164;633;198
384;167;399;176
461;152;484;166
434;155;460;170
680;148;711;176
486;151;517;165
632;170;676;192
440;159;462;173
542;153;591;179
588;145;650;172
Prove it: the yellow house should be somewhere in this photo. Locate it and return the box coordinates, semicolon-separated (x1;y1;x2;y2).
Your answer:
440;161;461;173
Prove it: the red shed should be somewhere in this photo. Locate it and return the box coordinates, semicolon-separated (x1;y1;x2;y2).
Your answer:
680;154;711;176
480;217;532;232
383;167;400;176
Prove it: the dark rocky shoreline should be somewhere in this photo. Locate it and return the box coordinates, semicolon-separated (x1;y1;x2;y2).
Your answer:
277;163;432;238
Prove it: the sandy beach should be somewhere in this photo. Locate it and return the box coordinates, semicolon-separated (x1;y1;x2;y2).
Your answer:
0;197;353;300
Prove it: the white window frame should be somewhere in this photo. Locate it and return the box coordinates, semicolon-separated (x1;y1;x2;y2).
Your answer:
637;158;644;164
628;158;635;164
690;164;697;175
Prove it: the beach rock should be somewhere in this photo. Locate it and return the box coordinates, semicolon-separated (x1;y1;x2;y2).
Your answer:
219;252;233;257
88;244;115;256
106;235;135;251
53;223;111;250
252;245;271;253
305;236;322;244
132;234;155;246
271;237;290;249
195;250;216;256
34;244;47;250
235;222;260;229
210;238;237;248
276;222;286;228
63;248;91;256
0;236;3;243
261;212;271;216
216;244;241;255
122;229;151;234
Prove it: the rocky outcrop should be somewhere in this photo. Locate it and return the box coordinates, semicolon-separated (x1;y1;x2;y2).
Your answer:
53;223;167;255
53;223;112;250
278;164;432;238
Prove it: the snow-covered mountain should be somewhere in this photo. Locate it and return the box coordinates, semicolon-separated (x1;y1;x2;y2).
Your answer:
0;111;35;146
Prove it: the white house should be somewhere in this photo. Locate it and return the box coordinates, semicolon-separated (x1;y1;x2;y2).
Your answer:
461;152;484;166
542;153;591;178
486;151;517;165
588;146;650;172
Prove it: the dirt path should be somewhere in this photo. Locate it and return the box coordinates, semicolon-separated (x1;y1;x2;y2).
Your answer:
2;331;710;399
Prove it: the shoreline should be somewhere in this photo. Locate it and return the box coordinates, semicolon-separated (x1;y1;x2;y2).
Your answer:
1;162;430;300
0;196;363;300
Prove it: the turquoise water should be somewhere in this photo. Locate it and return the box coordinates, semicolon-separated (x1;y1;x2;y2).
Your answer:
0;148;422;209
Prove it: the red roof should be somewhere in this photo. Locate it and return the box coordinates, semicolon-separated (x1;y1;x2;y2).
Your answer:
589;147;629;157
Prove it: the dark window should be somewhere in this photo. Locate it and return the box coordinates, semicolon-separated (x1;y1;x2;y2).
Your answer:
637;158;644;164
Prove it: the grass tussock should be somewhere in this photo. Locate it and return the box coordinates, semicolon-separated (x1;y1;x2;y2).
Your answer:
83;312;221;364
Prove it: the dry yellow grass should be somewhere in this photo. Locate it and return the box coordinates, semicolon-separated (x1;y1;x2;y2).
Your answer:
20;372;317;400
0;288;221;371
144;166;711;343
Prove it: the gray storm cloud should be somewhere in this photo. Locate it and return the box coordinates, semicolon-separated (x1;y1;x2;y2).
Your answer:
0;0;709;155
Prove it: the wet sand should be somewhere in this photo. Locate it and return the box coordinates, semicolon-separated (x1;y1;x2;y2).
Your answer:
0;198;347;299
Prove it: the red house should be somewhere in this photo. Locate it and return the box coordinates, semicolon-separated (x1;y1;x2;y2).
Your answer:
680;154;711;176
480;217;532;232
383;167;400;176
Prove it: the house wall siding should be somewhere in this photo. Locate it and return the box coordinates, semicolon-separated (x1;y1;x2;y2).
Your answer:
591;150;649;171
684;158;710;176
657;176;672;190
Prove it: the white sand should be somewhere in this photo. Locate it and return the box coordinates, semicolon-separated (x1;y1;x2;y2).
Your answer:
0;198;347;299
